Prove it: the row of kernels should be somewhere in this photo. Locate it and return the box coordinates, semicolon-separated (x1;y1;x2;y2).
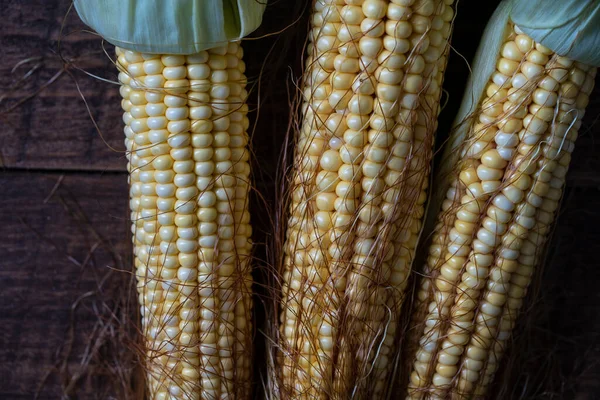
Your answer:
352;2;450;388
195;45;229;399
331;13;386;382
163;52;202;400
328;1;366;359
119;55;154;331
394;2;454;396
492;35;548;161
408;172;462;394
454;154;547;395
408;22;522;397
119;48;175;399
295;0;341;331
152;54;190;400
226;41;254;393
287;2;347;397
473;145;577;396
460;64;594;398
348;9;390;328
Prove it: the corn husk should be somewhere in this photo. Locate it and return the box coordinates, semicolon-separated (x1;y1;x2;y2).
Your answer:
74;0;266;54
512;0;600;67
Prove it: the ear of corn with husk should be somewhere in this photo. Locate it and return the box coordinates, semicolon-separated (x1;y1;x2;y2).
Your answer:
402;0;598;398
74;2;265;398
277;0;455;398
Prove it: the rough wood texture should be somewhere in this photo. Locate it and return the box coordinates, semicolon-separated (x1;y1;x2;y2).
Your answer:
0;172;132;399
1;0;599;399
0;0;302;174
0;1;125;171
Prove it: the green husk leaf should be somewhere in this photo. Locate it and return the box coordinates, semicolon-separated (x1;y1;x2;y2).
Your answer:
511;0;600;67
74;0;266;54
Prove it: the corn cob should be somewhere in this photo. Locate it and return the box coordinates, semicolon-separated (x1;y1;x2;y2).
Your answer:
472;62;597;398
118;43;253;399
73;2;265;397
403;12;597;400
278;0;454;397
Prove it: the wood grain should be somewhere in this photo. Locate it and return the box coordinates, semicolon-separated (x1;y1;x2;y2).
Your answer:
0;0;599;398
0;171;132;399
0;0;125;171
0;0;304;174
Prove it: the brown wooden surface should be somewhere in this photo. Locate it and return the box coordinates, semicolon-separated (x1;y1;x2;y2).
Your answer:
1;0;599;398
0;172;131;399
0;1;125;171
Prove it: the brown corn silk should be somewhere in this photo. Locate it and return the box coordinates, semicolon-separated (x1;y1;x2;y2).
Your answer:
117;44;253;399
277;0;454;398
402;22;597;400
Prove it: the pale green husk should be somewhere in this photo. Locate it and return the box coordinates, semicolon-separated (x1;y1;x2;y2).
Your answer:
74;0;266;54
512;0;600;67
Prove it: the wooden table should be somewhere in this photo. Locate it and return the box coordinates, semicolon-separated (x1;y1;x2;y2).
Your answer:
1;1;598;398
